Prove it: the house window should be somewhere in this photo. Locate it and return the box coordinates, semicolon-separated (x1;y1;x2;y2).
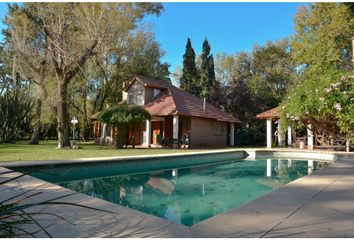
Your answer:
127;81;144;105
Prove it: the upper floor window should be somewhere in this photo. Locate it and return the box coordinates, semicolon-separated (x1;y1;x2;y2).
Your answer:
127;81;144;105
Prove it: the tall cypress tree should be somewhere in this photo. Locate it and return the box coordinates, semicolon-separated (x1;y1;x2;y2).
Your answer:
208;54;220;106
199;38;217;102
180;38;199;96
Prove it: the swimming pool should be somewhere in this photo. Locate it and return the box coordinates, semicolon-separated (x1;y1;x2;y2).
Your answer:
22;155;329;226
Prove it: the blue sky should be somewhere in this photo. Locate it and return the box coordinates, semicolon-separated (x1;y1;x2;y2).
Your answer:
146;2;306;72
0;2;306;72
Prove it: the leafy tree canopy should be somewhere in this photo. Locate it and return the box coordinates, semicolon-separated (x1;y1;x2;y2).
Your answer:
281;2;354;146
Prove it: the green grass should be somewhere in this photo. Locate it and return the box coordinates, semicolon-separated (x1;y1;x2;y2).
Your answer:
0;140;212;162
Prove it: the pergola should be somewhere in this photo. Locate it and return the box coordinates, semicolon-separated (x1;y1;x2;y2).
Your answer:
256;107;298;148
256;107;313;149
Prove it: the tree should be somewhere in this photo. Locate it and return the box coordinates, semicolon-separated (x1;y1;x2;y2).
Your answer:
281;3;354;146
3;4;50;145
0;44;32;143
5;3;163;148
199;38;217;102
214;41;294;144
249;39;295;107
180;38;199;96
292;3;354;76
281;74;354;146
98;104;151;148
215;52;254;122
78;30;169;142
108;30;170;105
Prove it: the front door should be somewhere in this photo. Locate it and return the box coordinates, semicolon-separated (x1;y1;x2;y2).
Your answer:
152;121;162;144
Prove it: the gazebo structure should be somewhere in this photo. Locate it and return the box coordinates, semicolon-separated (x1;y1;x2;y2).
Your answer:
257;107;301;148
257;107;315;149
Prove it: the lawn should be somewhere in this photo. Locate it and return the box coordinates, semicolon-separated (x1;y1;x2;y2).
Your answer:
0;140;210;162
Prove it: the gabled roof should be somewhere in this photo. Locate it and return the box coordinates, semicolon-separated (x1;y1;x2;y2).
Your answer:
123;75;169;91
140;77;241;123
94;76;241;123
256;107;280;119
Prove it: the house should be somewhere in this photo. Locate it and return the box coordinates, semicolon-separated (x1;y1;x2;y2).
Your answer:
92;75;241;148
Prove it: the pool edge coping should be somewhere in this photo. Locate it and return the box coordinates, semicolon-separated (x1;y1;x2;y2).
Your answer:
1;149;353;237
2;147;352;168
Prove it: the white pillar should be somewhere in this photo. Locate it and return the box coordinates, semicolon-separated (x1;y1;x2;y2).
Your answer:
266;159;272;177
230;123;235;146
172;169;178;178
277;120;283;147
173;115;179;140
288;159;292;168
101;123;107;138
346;140;350;152
145;120;151;147
266;119;272;148
202;181;205;196
308;160;314;175
307;124;314;150
100;123;107;144
287;126;292;147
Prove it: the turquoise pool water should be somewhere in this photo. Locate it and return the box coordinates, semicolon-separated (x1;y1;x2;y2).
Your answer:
23;157;329;226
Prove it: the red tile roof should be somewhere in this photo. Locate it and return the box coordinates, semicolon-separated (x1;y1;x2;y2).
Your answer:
256;107;280;119
93;76;241;123
140;76;241;123
123;75;169;91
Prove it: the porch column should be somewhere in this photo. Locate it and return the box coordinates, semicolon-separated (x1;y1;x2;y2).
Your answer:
288;159;292;168
173;115;179;140
266;119;272;148
266;159;272;177
287;126;292;147
308;160;314;175
230;123;235;146
101;123;107;138
145;120;151;147
172;169;178;178
277;120;283;147
307;124;314;150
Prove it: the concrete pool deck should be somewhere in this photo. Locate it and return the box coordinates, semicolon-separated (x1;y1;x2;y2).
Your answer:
1;149;353;237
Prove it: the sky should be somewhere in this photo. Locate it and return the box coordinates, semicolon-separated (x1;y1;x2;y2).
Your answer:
0;2;306;73
145;2;306;72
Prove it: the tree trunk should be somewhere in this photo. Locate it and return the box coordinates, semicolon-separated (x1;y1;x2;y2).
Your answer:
29;97;42;145
56;81;71;148
81;89;91;142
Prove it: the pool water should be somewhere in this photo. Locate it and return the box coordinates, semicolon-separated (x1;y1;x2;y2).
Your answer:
32;158;327;226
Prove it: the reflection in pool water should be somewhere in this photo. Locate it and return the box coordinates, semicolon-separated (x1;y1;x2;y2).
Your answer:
52;159;328;226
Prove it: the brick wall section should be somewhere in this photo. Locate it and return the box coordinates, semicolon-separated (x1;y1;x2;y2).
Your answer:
190;117;227;147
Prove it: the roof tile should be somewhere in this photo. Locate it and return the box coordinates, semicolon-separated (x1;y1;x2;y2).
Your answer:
256;107;280;119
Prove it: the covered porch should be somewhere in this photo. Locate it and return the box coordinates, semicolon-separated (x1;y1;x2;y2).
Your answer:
93;114;236;148
92;115;191;148
256;107;312;149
